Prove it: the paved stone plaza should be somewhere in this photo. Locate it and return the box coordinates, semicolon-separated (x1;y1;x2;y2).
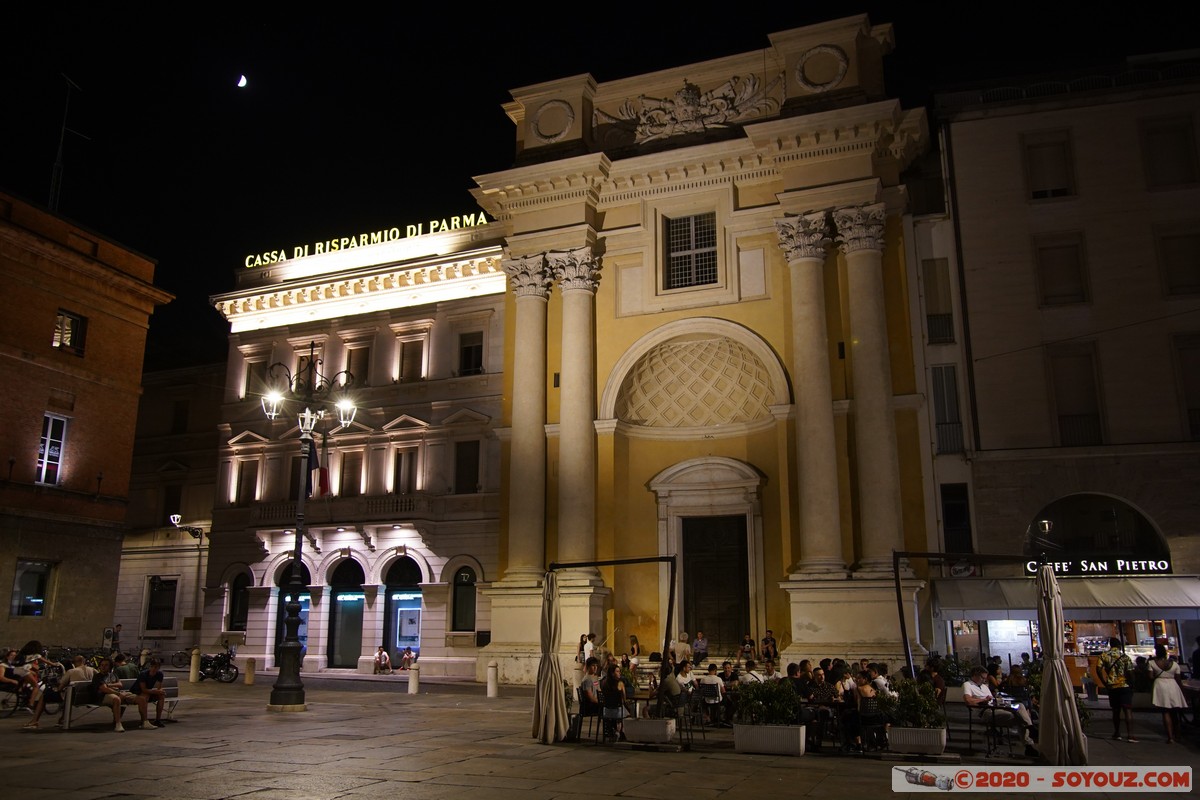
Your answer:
2;674;1196;799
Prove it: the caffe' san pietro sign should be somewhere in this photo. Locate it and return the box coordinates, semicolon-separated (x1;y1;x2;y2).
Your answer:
243;211;490;268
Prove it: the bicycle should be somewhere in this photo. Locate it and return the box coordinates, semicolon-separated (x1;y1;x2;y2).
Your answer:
170;649;192;669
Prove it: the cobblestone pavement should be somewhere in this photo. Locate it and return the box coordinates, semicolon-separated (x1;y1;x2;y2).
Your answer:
2;673;1195;799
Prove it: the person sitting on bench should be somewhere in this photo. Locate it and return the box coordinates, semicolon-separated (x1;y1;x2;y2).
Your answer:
92;657;154;732
135;658;167;727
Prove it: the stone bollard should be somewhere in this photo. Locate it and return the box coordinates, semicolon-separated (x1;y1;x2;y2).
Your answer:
407;663;420;694
245;657;256;685
140;649;151;667
189;647;201;684
487;660;499;698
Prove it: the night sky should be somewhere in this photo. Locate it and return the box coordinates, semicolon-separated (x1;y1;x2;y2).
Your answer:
2;6;1190;368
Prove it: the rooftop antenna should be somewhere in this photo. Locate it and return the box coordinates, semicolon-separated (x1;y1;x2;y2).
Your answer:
49;73;90;212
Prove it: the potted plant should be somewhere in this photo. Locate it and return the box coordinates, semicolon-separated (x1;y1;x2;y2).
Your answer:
732;679;806;756
876;678;947;755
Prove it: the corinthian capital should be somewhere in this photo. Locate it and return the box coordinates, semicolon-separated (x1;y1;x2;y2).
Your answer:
775;211;831;262
833;203;887;254
503;253;553;299
549;246;601;293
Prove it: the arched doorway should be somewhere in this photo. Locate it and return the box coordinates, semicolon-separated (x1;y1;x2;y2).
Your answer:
383;557;423;660
328;559;366;668
274;562;312;667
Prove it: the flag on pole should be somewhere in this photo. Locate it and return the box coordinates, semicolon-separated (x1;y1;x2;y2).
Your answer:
306;442;329;498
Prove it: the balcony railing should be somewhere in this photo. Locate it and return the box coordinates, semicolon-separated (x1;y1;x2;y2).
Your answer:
1058;413;1103;446
927;313;955;344
936;422;965;454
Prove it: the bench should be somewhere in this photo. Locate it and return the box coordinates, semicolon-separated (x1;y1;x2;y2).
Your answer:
62;677;183;730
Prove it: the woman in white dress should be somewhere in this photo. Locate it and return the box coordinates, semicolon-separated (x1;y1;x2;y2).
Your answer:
1148;643;1187;743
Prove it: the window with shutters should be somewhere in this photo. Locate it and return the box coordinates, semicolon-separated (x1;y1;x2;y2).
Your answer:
1048;344;1104;446
1035;232;1089;306
1022;130;1076;200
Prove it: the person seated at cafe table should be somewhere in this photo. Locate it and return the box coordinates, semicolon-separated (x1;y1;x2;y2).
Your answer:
719;660;739;688
696;662;729;725
963;665;1037;757
740;659;766;684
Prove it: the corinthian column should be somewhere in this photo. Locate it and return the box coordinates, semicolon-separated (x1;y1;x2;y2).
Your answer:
775;212;845;575
835;204;905;577
501;254;553;581
550;247;600;572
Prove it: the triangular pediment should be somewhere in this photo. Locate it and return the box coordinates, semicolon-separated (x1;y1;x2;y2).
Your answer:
383;414;430;431
228;430;270;446
156;459;190;473
443;408;491;426
280;419;373;439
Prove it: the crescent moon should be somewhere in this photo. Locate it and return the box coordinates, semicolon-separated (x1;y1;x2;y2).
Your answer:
237;75;248;88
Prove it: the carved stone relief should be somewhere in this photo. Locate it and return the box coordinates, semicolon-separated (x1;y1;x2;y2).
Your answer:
593;73;783;147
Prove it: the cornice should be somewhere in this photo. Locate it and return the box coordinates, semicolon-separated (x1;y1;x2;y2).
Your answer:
213;251;505;333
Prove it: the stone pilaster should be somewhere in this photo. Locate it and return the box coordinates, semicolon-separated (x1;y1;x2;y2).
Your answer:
501;253;553;582
550;247;601;577
776;212;846;576
834;204;906;578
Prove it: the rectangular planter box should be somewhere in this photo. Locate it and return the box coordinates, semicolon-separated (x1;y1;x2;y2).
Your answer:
622;718;676;743
733;723;806;756
888;726;947;755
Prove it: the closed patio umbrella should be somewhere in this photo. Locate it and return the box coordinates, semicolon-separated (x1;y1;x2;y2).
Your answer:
532;571;569;743
1037;563;1088;765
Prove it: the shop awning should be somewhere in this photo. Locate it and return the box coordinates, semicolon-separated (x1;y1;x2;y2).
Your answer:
932;576;1200;621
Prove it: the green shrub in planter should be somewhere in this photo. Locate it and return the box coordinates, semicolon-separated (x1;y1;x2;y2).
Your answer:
877;678;945;729
733;679;800;726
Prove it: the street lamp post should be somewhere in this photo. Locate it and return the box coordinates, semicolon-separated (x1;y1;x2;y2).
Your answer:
259;341;356;710
169;514;205;651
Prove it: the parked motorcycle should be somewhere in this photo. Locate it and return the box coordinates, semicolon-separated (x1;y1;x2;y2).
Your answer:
198;646;239;683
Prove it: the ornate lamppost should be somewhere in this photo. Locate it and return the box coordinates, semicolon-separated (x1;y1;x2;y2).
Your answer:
260;341;356;710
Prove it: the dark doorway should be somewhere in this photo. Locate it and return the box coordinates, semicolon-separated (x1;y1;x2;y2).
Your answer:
327;559;365;668
682;515;748;662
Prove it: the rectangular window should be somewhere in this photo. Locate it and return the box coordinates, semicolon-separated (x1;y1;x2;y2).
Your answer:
458;332;484;376
1175;334;1200;441
1023;130;1075;199
10;559;53;617
1035;232;1089;305
664;212;718;289
1049;345;1104;446
1141;116;1199;189
170;399;189;434
931;365;964;453
235;460;259;505
940;484;973;554
922;257;955;344
399;339;424;382
52;310;87;355
1155;224;1200;296
453;440;480;494
243;358;268;401
145;576;178;631
346;345;370;387
340;451;363;497
393;448;417;494
288;454;305;501
36;413;67;484
162;485;183;526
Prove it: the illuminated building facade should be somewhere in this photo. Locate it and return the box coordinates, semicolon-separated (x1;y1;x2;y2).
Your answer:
475;15;934;681
0;191;172;646
210;221;505;675
912;54;1200;665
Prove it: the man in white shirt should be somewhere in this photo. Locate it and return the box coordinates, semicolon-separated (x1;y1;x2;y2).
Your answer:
672;632;692;666
583;633;596;664
963;665;1036;755
696;662;727;725
739;659;765;684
